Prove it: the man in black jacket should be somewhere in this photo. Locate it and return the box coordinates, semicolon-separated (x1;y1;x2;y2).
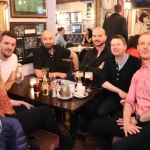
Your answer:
80;27;111;132
103;4;128;47
80;27;111;88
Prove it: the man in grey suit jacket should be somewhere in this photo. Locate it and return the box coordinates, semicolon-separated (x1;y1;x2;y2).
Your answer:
103;4;128;47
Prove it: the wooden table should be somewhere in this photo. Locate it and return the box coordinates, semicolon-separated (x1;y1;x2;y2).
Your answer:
9;74;101;139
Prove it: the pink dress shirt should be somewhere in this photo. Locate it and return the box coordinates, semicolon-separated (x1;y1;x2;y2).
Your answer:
121;63;150;115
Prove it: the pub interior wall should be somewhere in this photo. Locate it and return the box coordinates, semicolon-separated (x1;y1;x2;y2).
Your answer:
56;1;94;34
5;0;56;76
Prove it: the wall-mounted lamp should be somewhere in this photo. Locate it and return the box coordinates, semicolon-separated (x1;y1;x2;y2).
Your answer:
124;1;131;9
18;0;26;5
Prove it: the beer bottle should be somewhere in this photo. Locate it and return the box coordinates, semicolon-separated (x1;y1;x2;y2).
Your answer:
42;74;49;96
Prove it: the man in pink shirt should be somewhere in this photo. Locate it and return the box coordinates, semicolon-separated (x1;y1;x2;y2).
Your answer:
88;32;150;150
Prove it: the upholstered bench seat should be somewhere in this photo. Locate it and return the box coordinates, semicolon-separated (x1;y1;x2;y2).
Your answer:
64;34;84;43
28;129;59;150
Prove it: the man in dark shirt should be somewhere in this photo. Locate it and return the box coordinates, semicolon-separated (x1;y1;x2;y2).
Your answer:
80;27;111;87
103;4;128;47
81;34;141;132
33;30;79;80
96;35;141;118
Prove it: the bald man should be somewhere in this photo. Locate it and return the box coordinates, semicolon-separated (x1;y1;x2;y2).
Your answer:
80;27;111;87
80;27;111;132
33;30;79;80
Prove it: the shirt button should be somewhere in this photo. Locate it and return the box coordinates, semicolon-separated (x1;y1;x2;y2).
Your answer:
117;78;119;80
117;73;119;75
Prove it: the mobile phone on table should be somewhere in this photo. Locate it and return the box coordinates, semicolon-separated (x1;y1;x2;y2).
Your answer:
26;135;37;142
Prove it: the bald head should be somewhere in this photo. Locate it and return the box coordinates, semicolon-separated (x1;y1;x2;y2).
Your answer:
93;27;106;36
41;30;54;39
92;27;107;47
41;30;55;50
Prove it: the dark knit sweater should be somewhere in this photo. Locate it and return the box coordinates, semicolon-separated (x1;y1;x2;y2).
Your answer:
99;55;141;93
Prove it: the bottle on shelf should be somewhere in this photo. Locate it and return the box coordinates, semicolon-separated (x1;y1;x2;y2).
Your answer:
42;74;49;96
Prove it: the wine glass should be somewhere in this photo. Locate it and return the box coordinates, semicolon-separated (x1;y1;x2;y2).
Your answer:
42;67;49;83
85;72;93;92
76;71;83;86
50;73;56;87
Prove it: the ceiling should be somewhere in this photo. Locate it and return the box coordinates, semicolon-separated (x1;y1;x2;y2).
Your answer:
56;0;79;5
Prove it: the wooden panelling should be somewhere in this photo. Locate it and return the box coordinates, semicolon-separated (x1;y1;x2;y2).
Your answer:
56;0;79;5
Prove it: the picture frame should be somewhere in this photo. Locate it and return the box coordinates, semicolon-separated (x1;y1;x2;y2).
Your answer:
58;20;71;31
71;12;82;23
63;12;70;20
83;20;94;32
10;0;47;18
135;9;150;30
10;22;46;36
72;24;82;33
10;22;46;61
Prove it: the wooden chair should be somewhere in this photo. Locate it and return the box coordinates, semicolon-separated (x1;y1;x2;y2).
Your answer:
62;59;73;72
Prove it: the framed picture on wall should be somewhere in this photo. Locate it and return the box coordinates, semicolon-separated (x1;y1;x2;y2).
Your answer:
10;0;47;18
136;9;150;30
63;12;70;20
72;24;82;33
58;20;71;31
83;20;94;32
71;12;82;23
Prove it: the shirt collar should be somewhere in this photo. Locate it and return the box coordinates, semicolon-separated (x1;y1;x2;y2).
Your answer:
142;62;150;69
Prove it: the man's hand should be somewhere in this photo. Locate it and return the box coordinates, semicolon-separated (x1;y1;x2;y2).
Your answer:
118;90;127;99
123;122;142;137
99;62;105;69
22;101;34;109
117;117;142;137
58;73;67;79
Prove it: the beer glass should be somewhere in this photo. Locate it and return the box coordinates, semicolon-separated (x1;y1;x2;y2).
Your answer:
85;72;93;92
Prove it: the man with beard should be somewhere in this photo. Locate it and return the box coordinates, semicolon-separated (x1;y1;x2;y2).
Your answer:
80;27;111;132
80;27;111;87
0;31;18;90
88;32;150;150
33;30;79;80
81;34;141;132
0;31;75;150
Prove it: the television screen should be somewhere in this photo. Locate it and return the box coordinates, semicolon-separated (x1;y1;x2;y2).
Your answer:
131;0;150;8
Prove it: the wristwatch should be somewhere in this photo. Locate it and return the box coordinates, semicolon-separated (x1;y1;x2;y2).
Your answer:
135;115;141;123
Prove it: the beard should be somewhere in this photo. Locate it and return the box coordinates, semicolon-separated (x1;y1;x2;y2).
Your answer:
93;41;105;47
42;44;53;51
2;50;12;58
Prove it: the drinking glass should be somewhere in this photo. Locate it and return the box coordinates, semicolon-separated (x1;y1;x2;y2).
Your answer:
33;78;40;94
85;72;93;92
50;73;56;87
30;77;36;88
42;67;49;82
76;71;83;86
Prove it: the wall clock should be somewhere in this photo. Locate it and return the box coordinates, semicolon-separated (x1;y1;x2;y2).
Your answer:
101;0;114;10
